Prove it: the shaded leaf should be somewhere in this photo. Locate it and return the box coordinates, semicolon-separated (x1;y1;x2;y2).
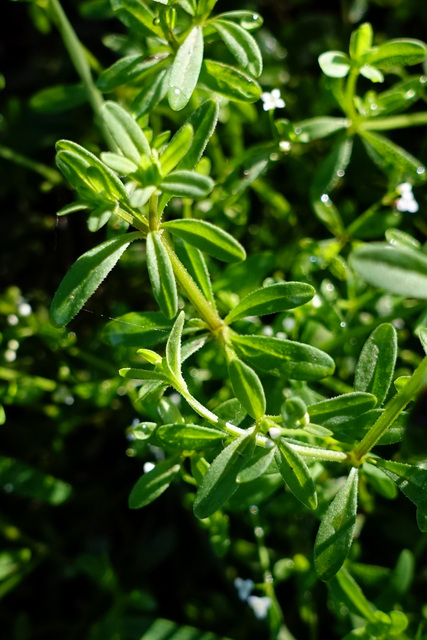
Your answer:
162;219;246;263
228;357;266;420
157;424;225;449
168;26;204;110
354;323;397;406
275;440;317;509
200;59;261;102
0;456;72;505
146;232;178;319
212;18;262;77
128;458;181;509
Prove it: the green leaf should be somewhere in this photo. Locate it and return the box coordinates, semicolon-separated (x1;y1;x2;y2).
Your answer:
168;26;204;110
293;117;349;143
159;123;194;175
216;10;263;31
318;51;351;78
359;130;426;183
329;409;407;445
102;101;151;163
363;462;398;499
157;424;225;450
162;219;246;263
160;170;214;198
212;19;263;77
111;0;163;38
101;311;174;348
50;232;141;327
329;567;376;622
237;447;276;483
228;357;266;420
30;83;87;113
0;456;72;505
359;64;384;83
275;440;318;509
174;239;215;305
230;334;335;380
349;23;373;60
307;392;377;426
146;232;178;319
177;100;219;171
128;458;181;509
363;39;427;69
131;66;171;118
314;468;359;581
119;368;167;381
193;430;256;518
100;152;138;175
354;323;397;406
224;282;315;324
200;59;262;102
165;311;185;381
97;53;169;92
373;458;427;532
349;242;427;298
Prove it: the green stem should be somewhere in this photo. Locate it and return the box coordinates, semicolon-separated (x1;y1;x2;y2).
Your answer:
148;194;159;231
358;112;427;131
0;144;61;184
48;0;111;146
162;238;224;332
352;354;427;462
345;67;359;122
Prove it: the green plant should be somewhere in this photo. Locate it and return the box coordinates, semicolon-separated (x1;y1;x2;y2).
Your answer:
2;1;427;639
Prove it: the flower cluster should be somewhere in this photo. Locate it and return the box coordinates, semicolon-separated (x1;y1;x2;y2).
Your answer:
396;182;419;213
234;577;272;620
260;88;285;111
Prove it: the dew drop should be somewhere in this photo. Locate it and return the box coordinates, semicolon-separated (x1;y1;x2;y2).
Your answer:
309;255;317;263
174;88;181;95
337;169;345;177
370;103;378;111
250;505;259;515
405;90;416;99
294;127;302;135
153;17;160;25
420;75;427;84
254;526;264;538
320;194;329;203
4;483;14;493
340;321;346;328
416;166;425;175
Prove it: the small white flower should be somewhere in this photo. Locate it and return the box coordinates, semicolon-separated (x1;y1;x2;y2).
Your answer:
143;461;155;473
396;182;419;213
234;577;254;601
279;140;291;153
17;302;32;317
261;89;285;112
247;595;272;619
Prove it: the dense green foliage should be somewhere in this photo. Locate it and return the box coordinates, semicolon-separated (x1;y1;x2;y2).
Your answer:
2;1;427;639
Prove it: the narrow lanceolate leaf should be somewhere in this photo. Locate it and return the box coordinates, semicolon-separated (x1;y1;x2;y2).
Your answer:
110;0;163;38
119;367;167;382
101;312;174;348
50;232;141;328
162;219;246;263
160;171;214;198
146;232;178;319
228;357;266;420
159;123;194;176
177;100;219;171
193;430;256;518
275;440;318;510
102;101;151;163
362;39;427;69
200;60;262;102
292;117;349;143
237;447;276;483
169;26;204;111
97;53;169;92
216;10;263;31
307;392;377;426
224;282;315;324
131;66;171;118
360;130;426;184
165;311;185;381
349;23;373;60
349;243;427;299
212;19;263;77
157;424;225;450
128;458;181;509
230;334;335;381
314;468;359;581
354;323;397;406
175;240;215;305
373;458;427;532
329;568;376;623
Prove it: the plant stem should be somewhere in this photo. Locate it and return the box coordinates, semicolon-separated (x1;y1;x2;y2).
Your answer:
352;354;427;462
48;0;112;146
345;68;359;122
162;238;224;332
358;112;427;131
0;144;62;184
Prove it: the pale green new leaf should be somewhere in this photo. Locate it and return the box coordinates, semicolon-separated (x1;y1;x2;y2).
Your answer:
162;219;246;263
349;23;373;60
212;19;263;77
102;101;151;163
165;311;185;381
275;440;317;509
363;39;427;69
193;430;256;518
177;100;219;171
314;468;359;581
128;458;181;509
349;242;427;298
146;232;178;319
354;323;397;406
216;10;263;31
159;123;194;175
175;240;215;305
50;232;141;327
100;152;138;175
228;357;266;420
318;51;351;78
169;26;204;110
224;282;315;324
